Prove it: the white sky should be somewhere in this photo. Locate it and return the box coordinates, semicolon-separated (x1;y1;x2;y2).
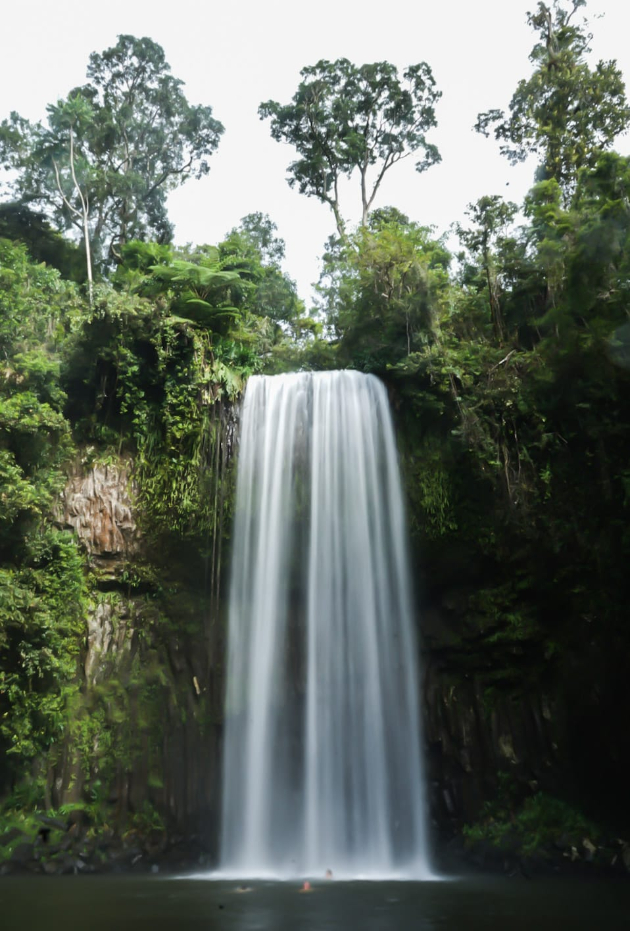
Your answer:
1;0;629;303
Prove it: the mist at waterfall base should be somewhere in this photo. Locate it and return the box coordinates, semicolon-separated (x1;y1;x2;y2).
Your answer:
217;370;433;880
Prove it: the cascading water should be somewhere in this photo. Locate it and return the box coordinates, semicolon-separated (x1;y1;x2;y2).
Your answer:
219;371;433;879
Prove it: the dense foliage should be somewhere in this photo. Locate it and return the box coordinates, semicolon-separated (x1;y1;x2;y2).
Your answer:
1;2;629;855
0;240;86;797
0;204;306;818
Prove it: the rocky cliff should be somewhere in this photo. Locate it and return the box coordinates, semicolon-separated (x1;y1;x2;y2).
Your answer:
50;458;226;861
38;452;627;876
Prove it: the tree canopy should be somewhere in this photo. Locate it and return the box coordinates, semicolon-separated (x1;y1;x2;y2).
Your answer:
259;58;441;238
0;35;224;272
475;0;630;198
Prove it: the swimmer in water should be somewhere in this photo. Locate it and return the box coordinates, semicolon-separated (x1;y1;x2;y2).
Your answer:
235;885;253;893
325;869;333;880
299;881;312;893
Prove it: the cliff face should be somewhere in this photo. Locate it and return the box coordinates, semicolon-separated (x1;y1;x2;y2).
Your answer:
51;455;623;865
54;459;555;840
422;651;561;835
53;459;225;855
418;580;630;870
61;462;140;565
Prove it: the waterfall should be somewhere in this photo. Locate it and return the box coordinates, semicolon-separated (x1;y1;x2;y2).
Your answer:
219;371;433;879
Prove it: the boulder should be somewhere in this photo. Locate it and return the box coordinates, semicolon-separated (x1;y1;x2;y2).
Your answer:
10;842;34;865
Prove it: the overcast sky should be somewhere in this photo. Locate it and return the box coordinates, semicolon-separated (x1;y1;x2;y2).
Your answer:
1;0;629;302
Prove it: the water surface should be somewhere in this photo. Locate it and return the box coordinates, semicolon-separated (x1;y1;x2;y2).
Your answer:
2;875;629;930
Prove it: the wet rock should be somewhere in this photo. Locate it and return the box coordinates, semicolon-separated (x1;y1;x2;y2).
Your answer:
10;842;34;865
40;854;77;876
123;846;143;866
144;830;168;857
60;854;80;875
468;839;505;869
36;815;68;832
497;734;519;765
67;808;89;829
85;599;135;685
424;660;561;832
553;833;571;852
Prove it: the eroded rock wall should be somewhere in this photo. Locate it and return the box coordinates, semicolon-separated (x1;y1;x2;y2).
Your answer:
59;460;140;563
53;457;588;858
423;657;561;831
52;457;225;854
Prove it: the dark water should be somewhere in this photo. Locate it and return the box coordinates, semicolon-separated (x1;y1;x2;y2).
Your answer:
1;875;629;930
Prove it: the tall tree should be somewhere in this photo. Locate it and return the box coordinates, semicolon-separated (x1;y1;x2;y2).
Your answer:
0;35;223;269
475;1;630;199
457;196;519;344
259;59;441;238
46;96;96;302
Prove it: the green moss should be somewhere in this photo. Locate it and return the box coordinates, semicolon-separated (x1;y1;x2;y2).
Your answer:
464;789;600;857
404;437;458;540
128;801;165;835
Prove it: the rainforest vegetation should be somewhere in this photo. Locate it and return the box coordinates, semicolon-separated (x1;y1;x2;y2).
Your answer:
0;0;629;870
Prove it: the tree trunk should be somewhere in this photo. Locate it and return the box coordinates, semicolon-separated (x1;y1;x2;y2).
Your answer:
484;250;504;343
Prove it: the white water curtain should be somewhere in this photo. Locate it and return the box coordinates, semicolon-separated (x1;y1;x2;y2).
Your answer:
220;371;432;879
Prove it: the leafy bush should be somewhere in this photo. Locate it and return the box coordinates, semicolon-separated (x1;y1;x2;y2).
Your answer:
464;789;599;856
